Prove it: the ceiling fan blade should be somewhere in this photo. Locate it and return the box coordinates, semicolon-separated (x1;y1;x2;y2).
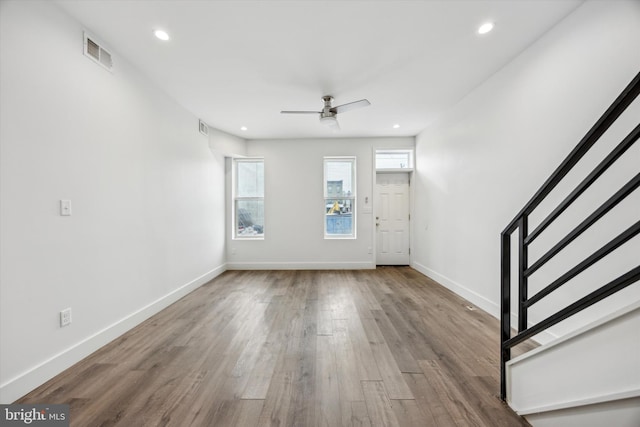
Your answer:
330;99;371;114
280;110;320;114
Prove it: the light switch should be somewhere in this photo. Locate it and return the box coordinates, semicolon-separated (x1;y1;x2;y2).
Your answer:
60;200;72;216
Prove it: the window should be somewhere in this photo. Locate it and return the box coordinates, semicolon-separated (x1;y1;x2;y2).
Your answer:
375;149;414;170
234;158;264;238
324;157;356;238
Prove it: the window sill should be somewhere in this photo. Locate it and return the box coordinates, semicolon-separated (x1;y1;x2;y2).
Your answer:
375;168;414;173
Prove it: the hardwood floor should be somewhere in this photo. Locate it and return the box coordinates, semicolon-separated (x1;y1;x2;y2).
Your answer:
19;267;534;426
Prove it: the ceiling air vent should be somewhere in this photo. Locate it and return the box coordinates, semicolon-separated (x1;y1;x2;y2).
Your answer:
199;120;209;136
83;32;113;72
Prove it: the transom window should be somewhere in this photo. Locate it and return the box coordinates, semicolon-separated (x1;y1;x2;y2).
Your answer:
234;158;264;239
375;149;414;170
324;157;356;238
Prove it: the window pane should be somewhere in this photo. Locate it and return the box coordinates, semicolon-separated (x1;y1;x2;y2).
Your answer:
375;151;411;169
236;200;264;237
324;157;355;238
325;199;353;235
325;160;353;197
325;199;354;215
237;161;264;197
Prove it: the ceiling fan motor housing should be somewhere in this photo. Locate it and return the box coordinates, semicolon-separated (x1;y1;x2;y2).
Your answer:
321;96;336;118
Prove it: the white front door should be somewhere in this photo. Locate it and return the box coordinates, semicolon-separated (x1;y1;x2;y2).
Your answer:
375;173;410;265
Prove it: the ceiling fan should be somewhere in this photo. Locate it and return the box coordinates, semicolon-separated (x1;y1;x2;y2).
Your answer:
281;96;371;130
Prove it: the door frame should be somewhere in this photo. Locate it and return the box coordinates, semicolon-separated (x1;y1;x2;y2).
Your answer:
371;147;415;268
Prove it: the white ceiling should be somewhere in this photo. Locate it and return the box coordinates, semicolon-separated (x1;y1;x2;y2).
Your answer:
55;0;583;140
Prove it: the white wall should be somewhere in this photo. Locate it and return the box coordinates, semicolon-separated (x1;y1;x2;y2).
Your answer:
0;0;227;402
227;137;414;269
209;127;247;158
413;0;640;341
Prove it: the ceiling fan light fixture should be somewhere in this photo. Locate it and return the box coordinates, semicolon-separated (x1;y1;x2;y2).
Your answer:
320;115;340;130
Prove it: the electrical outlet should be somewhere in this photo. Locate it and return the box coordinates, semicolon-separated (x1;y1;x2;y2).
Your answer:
60;308;72;327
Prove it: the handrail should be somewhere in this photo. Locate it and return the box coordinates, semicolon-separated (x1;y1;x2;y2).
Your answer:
500;71;640;401
502;72;640;236
526;220;640;308
525;123;640;246
503;265;640;350
525;167;640;278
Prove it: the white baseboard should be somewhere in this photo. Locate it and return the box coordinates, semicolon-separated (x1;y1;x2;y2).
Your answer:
410;262;556;344
411;261;499;315
0;264;226;404
227;261;375;270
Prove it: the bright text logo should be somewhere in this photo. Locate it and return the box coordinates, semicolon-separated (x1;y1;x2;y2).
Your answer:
1;404;69;426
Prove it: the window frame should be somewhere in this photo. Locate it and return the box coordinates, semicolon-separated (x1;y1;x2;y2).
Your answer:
323;156;356;239
233;157;265;240
375;149;414;171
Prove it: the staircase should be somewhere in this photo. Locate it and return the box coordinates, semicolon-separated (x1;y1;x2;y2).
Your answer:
508;302;640;426
499;71;640;426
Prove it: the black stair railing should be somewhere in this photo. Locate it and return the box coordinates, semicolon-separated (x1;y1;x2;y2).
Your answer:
500;71;640;400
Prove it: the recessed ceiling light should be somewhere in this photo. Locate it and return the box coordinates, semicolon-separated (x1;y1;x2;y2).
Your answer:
478;22;495;35
240;126;248;131
393;124;400;129
154;29;170;41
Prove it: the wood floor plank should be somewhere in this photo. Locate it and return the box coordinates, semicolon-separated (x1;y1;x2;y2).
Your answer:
360;317;414;400
341;401;372;427
233;399;264;427
333;319;365;402
390;399;432;427
402;372;456;426
257;274;313;426
153;369;210;426
229;303;272;389
418;358;530;427
241;303;289;399
345;316;383;382
315;334;341;427
175;299;273;426
317;309;333;336
257;307;304;427
417;359;487;426
71;369;147;426
369;270;441;363
361;381;401;427
199;316;276;425
18;362;115;403
369;309;422;373
351;271;383;314
255;368;295;427
288;284;318;427
17;268;531;427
